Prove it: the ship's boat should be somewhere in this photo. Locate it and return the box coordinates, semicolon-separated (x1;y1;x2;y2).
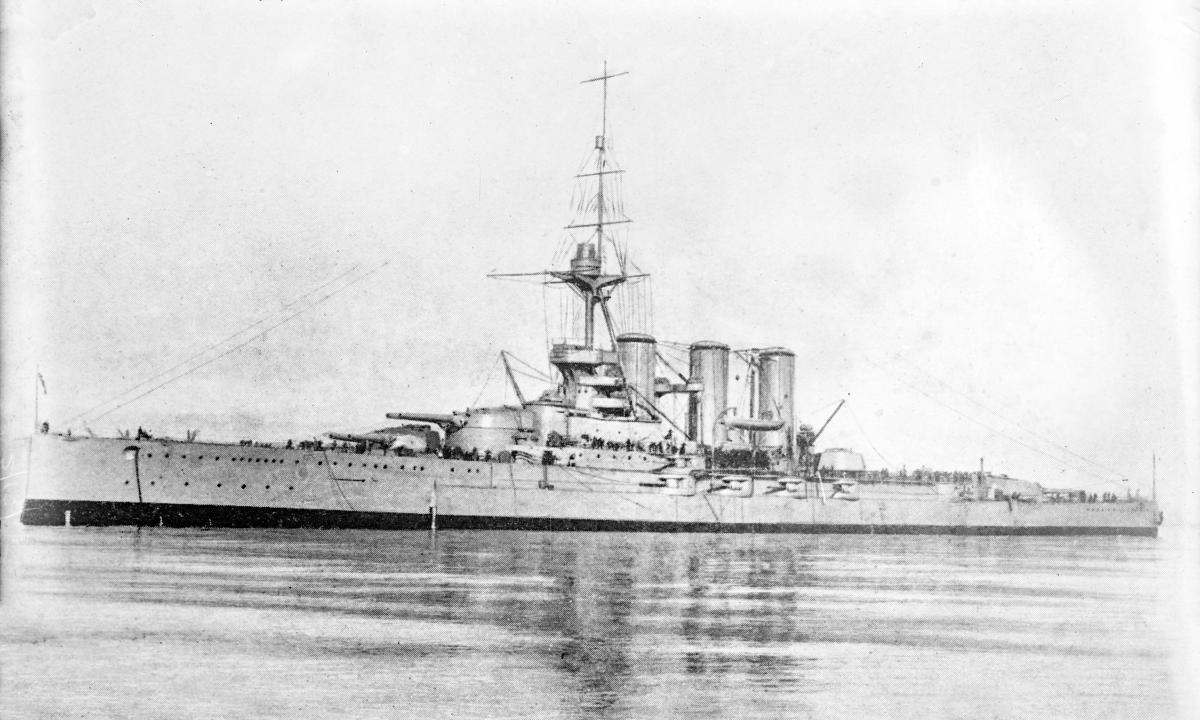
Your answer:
17;66;1162;536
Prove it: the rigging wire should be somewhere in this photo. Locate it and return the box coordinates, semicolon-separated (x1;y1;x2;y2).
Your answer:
657;340;694;350
507;366;550;383
85;262;391;424
862;355;1122;483
844;402;895;468
65;263;364;425
801;398;843;422
892;354;1129;480
646;276;654;335
470;353;503;408
657;348;696;381
540;281;555;377
505;352;552;382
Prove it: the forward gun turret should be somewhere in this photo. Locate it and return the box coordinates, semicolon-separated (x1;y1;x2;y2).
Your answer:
326;425;440;454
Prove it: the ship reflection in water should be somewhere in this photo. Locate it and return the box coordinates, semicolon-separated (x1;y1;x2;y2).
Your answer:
1;526;1177;719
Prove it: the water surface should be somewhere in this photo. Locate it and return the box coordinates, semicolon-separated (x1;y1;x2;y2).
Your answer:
1;526;1186;719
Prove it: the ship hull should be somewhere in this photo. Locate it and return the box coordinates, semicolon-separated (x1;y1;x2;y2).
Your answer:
19;498;1159;536
18;435;1161;536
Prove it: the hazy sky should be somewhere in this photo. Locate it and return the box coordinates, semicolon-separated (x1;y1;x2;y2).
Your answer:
3;2;1197;514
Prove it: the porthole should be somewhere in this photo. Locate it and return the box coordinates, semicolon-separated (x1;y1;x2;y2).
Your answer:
373;464;378;469
333;462;338;466
265;485;270;490
182;455;187;459
124;480;130;485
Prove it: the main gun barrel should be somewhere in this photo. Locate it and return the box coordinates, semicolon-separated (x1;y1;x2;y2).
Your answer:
326;432;397;446
385;412;466;429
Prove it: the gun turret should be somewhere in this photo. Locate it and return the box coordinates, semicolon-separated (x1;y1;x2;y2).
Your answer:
326;425;437;454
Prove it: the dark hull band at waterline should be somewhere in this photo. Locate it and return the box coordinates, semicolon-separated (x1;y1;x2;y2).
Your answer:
19;499;1160;537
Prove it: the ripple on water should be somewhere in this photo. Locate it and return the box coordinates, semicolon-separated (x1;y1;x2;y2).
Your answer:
0;526;1182;720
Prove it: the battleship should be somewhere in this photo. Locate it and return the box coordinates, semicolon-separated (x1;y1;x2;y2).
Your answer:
19;67;1162;536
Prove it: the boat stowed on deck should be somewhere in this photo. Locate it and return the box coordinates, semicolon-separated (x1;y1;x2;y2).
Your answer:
18;434;1161;535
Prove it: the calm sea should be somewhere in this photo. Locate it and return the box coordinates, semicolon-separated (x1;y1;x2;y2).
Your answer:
1;525;1191;719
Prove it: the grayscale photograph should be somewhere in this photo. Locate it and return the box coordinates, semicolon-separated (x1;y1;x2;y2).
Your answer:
2;1;1197;718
